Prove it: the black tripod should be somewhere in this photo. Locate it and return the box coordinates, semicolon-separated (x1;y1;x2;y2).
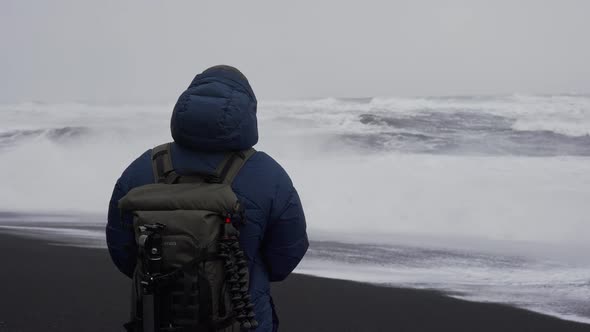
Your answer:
137;223;167;332
219;220;258;330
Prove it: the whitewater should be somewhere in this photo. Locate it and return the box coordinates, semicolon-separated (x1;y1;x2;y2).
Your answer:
0;94;589;323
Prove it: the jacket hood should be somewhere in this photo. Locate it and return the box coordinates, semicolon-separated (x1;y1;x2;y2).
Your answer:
171;65;258;151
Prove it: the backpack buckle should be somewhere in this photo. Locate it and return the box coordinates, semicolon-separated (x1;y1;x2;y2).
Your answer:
204;174;222;184
232;201;246;225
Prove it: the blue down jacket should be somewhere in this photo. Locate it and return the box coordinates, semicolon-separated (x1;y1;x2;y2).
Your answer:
106;66;309;331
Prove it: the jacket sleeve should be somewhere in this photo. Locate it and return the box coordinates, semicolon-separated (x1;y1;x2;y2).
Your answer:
262;171;309;282
106;150;151;278
106;177;137;278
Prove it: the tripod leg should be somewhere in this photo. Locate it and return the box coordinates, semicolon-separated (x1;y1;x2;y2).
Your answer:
142;293;156;332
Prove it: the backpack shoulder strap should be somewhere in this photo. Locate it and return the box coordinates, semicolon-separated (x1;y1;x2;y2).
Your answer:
151;143;176;183
216;148;257;185
152;143;256;185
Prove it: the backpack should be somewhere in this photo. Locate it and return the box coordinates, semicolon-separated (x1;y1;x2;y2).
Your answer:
118;143;258;332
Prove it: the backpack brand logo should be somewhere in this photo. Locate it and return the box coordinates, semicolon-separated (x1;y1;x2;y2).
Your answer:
163;241;177;246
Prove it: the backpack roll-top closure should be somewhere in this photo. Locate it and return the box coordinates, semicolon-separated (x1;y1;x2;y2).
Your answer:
118;182;239;214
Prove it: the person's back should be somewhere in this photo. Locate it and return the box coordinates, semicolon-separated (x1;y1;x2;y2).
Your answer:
106;65;309;331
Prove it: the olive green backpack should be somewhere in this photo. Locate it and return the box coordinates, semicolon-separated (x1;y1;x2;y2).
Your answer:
118;143;258;332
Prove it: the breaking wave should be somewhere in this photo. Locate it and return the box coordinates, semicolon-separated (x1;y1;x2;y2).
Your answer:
0;126;90;148
260;94;590;156
350;111;590;156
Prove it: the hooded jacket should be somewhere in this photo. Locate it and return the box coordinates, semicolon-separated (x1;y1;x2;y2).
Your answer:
106;65;309;331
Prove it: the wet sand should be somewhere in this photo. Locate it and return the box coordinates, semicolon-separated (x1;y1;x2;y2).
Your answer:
0;233;588;332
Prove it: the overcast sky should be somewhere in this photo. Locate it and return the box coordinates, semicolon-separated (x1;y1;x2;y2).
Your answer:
1;0;589;103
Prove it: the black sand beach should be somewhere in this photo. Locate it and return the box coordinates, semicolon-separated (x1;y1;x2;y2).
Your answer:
0;233;588;332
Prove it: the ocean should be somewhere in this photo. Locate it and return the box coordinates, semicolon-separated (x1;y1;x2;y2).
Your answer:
0;94;589;323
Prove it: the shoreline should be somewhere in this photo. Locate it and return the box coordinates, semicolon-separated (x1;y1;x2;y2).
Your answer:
0;232;589;331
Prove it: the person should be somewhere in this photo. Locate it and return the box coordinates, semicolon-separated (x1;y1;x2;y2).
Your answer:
106;65;309;331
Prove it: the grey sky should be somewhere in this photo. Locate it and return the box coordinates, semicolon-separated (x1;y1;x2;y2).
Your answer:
1;0;589;103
